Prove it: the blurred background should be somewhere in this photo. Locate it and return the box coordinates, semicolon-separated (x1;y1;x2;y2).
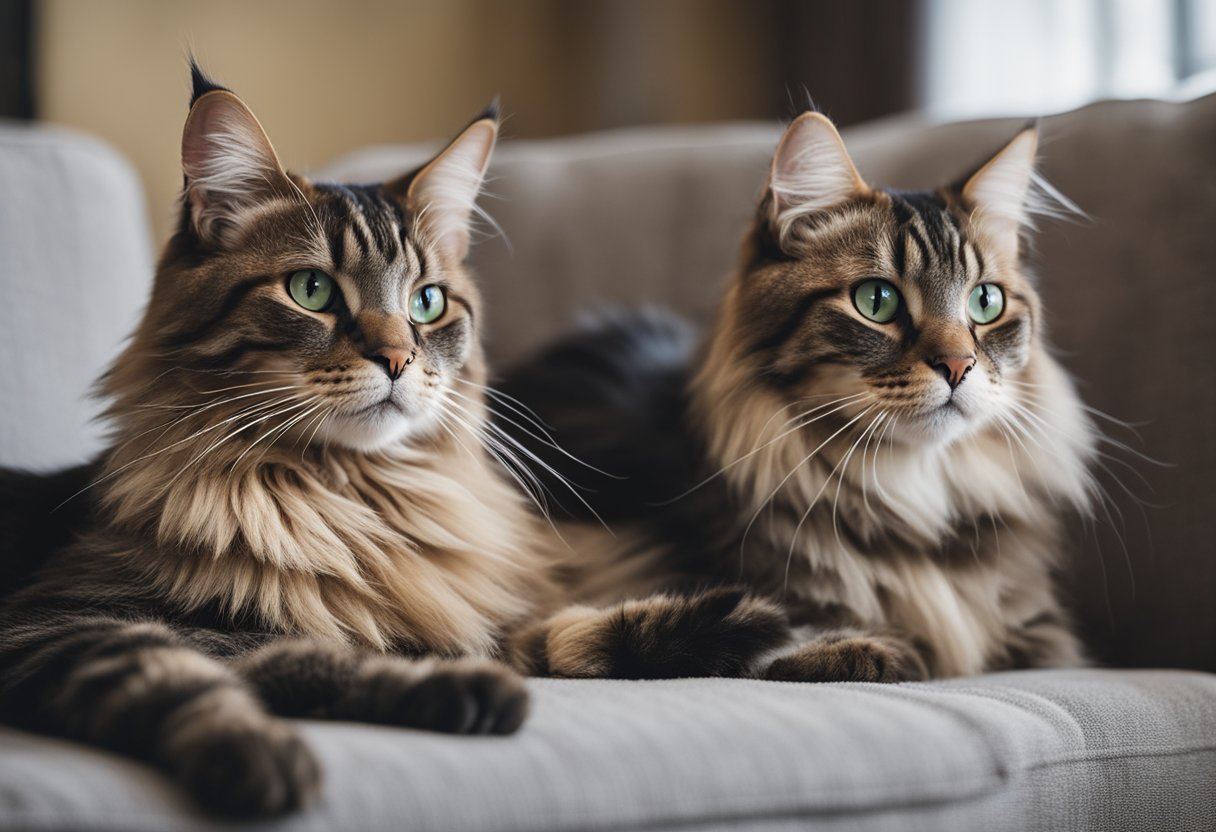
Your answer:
2;0;1214;243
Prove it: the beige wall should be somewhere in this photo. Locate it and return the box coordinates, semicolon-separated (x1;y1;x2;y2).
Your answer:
37;0;779;244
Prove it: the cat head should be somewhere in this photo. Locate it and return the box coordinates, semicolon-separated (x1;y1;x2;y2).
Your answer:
706;111;1066;446
112;64;497;453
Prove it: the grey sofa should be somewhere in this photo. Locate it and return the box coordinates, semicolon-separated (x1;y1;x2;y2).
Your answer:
1;93;1214;831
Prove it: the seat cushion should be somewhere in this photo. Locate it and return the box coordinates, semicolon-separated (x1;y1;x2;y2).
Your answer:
1;669;1213;831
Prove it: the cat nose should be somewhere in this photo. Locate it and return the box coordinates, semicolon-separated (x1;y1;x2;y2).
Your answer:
366;347;413;381
928;355;976;390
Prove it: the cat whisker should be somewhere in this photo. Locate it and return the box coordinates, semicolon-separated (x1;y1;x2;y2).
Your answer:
446;388;622;479
658;392;872;506
829;411;885;549
296;407;334;459
236;401;328;473
159;396;320;494
112;386;301;460
444;396;613;533
782;404;878;590
734;403;876;582
435;400;566;535
435;398;562;520
849;411;889;528
455;377;556;431
54;393;306;512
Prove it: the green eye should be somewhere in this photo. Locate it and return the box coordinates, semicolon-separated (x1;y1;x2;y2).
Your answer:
409;284;446;324
288;269;336;312
852;279;900;323
968;283;1005;324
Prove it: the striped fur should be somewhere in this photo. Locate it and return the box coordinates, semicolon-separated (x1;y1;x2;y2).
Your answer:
503;112;1096;681
0;65;544;817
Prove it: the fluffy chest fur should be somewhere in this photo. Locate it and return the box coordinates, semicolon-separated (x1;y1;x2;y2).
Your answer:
97;426;547;656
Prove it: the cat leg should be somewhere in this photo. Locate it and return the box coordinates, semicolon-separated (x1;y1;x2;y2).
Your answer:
234;639;529;735
0;613;319;818
514;587;791;679
761;627;929;683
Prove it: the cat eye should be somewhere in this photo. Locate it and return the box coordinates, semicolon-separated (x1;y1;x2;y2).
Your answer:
852;279;901;324
968;283;1005;325
287;269;336;312
409;284;447;325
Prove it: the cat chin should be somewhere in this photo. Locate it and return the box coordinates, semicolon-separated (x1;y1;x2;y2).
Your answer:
893;404;990;446
311;407;439;453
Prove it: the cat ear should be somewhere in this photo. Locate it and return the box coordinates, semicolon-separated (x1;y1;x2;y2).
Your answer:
181;70;294;244
394;108;499;263
958;126;1039;257
767;111;868;240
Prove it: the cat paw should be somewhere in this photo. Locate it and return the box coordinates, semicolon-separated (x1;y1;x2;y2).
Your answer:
546;587;791;679
354;659;530;735
171;719;322;818
763;633;928;683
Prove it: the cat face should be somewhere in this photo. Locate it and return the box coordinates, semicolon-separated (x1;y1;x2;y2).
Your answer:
140;70;496;452
731;113;1047;445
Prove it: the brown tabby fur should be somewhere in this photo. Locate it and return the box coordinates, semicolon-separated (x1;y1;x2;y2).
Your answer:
504;112;1097;682
0;65;551;818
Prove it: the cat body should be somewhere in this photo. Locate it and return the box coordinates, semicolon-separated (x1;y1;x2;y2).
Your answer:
0;66;549;817
505;113;1097;681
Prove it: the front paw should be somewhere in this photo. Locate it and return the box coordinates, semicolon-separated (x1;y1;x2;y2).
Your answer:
349;659;529;735
763;633;928;683
169;718;322;818
547;588;791;679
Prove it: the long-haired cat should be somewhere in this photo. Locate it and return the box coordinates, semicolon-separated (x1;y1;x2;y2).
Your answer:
0;65;550;817
504;111;1096;682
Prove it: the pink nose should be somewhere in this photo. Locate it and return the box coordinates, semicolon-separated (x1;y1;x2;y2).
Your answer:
929;355;976;390
366;346;412;381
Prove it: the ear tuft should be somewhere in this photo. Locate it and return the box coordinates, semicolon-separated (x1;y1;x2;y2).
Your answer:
401;115;499;262
181;83;291;245
189;58;230;108
767;112;868;244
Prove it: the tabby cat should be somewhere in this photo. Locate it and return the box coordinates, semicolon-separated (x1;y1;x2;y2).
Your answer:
504;111;1097;682
0;66;550;817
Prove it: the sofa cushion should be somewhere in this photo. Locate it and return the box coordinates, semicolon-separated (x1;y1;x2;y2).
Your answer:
0;124;153;470
0;669;1213;831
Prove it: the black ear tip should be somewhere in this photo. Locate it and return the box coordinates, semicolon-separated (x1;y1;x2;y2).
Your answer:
476;96;502;124
188;57;231;108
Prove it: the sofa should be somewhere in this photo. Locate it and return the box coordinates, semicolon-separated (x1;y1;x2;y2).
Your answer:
1;92;1213;831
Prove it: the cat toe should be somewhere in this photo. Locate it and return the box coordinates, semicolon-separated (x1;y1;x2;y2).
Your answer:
356;659;530;735
172;720;322;818
547;588;791;679
764;635;927;684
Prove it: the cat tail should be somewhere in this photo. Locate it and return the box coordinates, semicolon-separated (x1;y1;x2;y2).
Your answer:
0;462;97;599
496;307;701;523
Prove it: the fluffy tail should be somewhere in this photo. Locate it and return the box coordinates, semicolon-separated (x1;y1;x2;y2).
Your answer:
0;462;97;598
496;308;701;523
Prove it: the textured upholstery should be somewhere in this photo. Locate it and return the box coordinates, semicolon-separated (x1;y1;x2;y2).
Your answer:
324;95;1216;673
2;670;1214;831
0;123;153;470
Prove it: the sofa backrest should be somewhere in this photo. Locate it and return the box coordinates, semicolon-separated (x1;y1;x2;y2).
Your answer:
0;124;153;471
325;95;1216;671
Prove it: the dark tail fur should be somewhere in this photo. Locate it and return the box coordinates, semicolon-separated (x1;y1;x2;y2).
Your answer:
496;308;702;523
0;462;97;598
